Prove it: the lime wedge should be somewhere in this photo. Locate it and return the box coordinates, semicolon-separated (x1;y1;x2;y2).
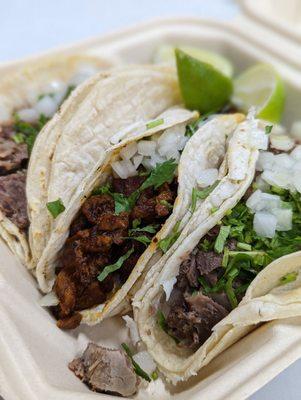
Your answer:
232;64;285;123
154;45;233;78
176;49;233;114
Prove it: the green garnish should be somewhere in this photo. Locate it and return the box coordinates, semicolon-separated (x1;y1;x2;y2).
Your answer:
46;198;65;218
125;235;151;246
191;180;219;212
157;310;167;331
214;226;231;253
279;271;298;285
159;199;173;210
146;118;164;130
265;125;273;134
151;371;158;380
37;92;55;101
132;219;141;229
97;248;134;282
185;114;211;138
237;242;252;251
129;224;159;234
210;207;218;214
62;85;76;102
140;159;177;191
121;343;151;382
158;221;180;253
13;113;49;154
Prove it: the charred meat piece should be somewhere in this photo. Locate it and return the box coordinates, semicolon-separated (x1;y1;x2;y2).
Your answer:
82;194;114;224
155;186;174;217
166;292;228;349
0;170;29;230
112;175;145;196
97;211;129;231
0;125;28;175
131;191;156;221
57;312;82;330
195;250;223;275
75;281;106;311
54;270;77;316
69;213;90;236
69;343;139;397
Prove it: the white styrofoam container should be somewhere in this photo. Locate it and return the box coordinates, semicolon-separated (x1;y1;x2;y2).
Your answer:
1;8;301;400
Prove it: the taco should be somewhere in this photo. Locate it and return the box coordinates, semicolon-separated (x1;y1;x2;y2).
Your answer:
36;109;244;329
0;53;113;266
135;112;301;382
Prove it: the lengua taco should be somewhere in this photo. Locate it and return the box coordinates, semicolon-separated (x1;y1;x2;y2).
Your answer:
36;106;244;329
0;54;114;266
135;112;301;383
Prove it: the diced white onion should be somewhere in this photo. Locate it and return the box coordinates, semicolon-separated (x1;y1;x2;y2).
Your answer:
270;134;295;151
273;153;295;170
38;292;59;307
17;108;39;123
133;154;143;169
261;169;291;189
290;121;301;141
197;169;218;188
271;208;292;231
120;142;138;160
290;145;301;160
253;212;277;238
35;95;58;118
122;315;141;346
132;351;157;375
248;127;268;150
246;190;281;213
293;171;301;193
137;140;157;156
111;160;136;179
255;175;270;191
161;277;177;301
256;151;275;171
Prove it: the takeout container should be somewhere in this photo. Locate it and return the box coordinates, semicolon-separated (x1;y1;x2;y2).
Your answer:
1;2;301;399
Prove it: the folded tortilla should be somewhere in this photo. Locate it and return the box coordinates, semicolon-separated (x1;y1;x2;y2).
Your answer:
36;110;244;328
134;115;301;383
0;53;113;266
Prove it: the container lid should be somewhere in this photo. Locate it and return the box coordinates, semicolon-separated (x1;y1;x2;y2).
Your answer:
240;0;301;43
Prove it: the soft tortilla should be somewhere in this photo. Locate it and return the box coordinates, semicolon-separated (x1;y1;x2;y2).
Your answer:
0;53;113;266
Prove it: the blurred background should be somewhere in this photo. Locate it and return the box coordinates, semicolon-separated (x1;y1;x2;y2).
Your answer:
0;1;300;399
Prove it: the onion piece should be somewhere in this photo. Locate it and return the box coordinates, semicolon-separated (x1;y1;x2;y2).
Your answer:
270;134;295;151
122;315;140;346
35;95;58;118
137;140;156;156
271;208;292;231
290;121;301;141
132;351;156;375
17;108;39;123
120;142;138;160
253;212;277;238
38;292;59;307
112;160;136;179
161;277;177;301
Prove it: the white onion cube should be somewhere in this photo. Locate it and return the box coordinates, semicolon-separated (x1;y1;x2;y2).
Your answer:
253;212;277;238
271;208;292;231
270;134;295;151
120;142;138;160
137;140;156;156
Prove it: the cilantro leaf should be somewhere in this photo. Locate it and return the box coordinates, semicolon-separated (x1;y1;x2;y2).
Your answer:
146;118;164;130
279;271;298;285
121;343;151;382
97;248;134;282
46;198;65;218
125;235;151;246
129;224;159;234
158;221;180;253
191;180;220;212
140;159;177;191
214;226;231;253
265;125;273;134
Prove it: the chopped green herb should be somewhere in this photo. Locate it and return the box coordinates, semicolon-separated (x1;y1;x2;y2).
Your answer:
191;180;219;212
92;183;111;195
146;118;164;130
125;235;151;246
62;85;76;102
129;224;159;235
214;226;231;254
97;248;134;282
185;114;210;138
46;198;65;218
121;343;151;382
158;221;180;253
198;276;213;295
225;268;239;308
211;206;218;214
37;92;55;101
132;219;141;229
151;371;158;380
140;159;177;191
12;133;25;144
237;242;252;251
157;310;167;331
279;271;298;285
265;125;273;134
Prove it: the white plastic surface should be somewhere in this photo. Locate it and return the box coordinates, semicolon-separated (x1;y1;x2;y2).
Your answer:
1;16;301;400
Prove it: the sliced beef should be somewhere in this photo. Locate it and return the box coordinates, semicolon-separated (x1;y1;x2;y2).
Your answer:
0;125;28;175
69;343;139;397
54;270;77;316
178;254;199;289
112;175;145;196
155;184;174;217
69;213;90;236
96;211;129;231
166;292;228;349
131;191;156;221
57;312;82;330
0;170;29;230
195;250;223;275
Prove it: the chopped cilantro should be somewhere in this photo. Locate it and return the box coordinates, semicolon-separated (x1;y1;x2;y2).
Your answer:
265;125;273;134
151;371;158;380
121;343;151;382
129;224;159;235
125;235;151;246
191;180;219;212
12;133;25;144
97;248;134;282
140;159;177;191
46;198;65;218
158;221;180;253
214;226;231;253
159;199;173;210
279;271;298;285
146;118;164;130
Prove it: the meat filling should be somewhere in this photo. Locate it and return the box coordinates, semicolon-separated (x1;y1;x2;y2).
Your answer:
69;343;139;397
0;124;29;230
54;174;177;329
